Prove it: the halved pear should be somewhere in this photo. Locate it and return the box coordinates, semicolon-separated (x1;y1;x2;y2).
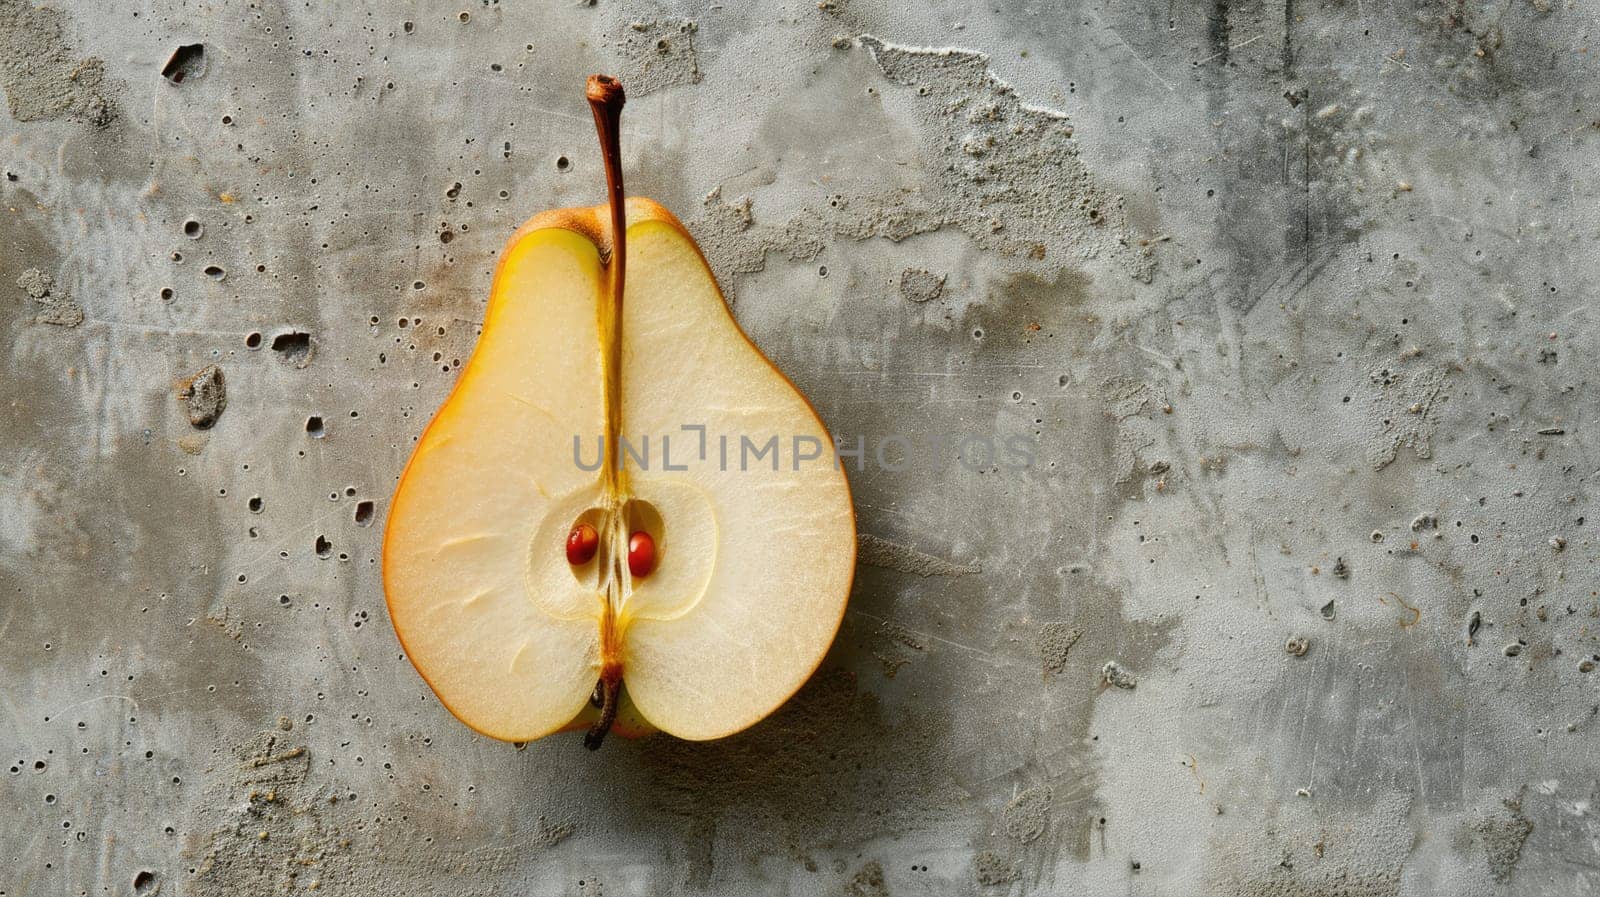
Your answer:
383;119;856;745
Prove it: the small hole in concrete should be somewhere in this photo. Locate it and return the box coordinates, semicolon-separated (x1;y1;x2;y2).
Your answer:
306;416;325;438
161;44;206;83
270;331;313;366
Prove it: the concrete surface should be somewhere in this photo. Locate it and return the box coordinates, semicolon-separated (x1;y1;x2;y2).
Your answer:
3;0;1599;894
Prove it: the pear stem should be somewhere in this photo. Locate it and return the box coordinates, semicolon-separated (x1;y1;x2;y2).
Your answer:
586;73;626;264
586;74;627;497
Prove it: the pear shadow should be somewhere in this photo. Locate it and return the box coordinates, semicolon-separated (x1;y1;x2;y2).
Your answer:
584;603;964;884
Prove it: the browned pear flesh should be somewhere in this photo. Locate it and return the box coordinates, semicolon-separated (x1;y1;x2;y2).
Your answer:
382;76;856;748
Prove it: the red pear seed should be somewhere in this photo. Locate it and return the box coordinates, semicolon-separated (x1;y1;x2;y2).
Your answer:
628;531;656;578
566;522;599;566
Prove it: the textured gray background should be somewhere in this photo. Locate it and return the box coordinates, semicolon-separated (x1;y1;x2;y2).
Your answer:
3;0;1598;894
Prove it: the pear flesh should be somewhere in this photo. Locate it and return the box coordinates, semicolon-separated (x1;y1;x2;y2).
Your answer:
384;199;856;743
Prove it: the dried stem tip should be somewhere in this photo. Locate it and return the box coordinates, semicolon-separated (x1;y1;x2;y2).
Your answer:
586;73;625;107
584;673;621;751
